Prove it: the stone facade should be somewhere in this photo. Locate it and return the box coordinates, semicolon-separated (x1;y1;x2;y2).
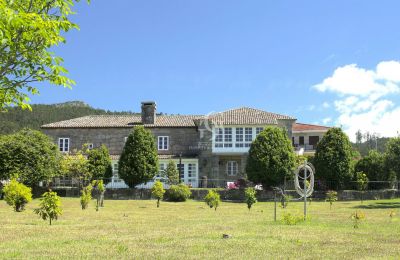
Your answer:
42;101;328;188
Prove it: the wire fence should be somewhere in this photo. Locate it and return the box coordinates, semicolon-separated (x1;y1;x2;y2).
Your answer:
48;176;400;191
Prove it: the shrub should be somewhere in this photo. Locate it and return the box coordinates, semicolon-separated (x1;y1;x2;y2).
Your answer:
34;190;62;225
281;212;304;225
151;180;165;207
80;184;93;210
204;190;221;211
92;180;105;210
244;187;257;211
325;190;338;210
3;179;32;212
351;211;365;228
165;183;191;202
356;172;368;203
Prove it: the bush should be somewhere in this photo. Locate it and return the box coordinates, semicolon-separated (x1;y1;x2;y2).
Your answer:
325;190;338;210
351;211;365;228
244;187;257;211
80;184;93;210
3;179;32;212
281;212;305;225
165;183;191;202
34;190;62;225
204;190;221;211
151;180;165;207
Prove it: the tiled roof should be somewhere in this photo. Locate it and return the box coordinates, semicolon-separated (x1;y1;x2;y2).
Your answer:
293;123;330;132
41;107;295;128
205;107;295;125
41;115;202;128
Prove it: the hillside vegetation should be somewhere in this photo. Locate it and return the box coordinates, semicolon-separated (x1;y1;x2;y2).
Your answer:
0;101;136;134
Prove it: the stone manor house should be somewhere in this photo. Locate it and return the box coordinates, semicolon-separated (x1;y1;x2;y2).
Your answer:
41;101;329;188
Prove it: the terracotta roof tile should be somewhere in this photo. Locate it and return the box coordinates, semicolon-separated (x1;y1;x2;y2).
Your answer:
205;107;295;125
293;123;330;132
41;107;295;128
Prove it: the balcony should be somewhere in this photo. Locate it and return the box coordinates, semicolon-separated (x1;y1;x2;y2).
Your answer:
293;144;315;154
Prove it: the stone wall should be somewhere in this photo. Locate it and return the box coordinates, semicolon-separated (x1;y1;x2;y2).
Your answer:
43;126;200;157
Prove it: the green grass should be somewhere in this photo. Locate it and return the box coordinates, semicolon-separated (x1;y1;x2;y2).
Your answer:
1;198;400;259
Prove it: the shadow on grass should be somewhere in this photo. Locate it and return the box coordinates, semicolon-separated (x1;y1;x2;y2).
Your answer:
353;202;400;209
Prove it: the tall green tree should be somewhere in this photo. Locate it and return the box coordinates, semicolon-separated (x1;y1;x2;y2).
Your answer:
86;145;113;181
118;126;158;188
164;160;179;185
354;150;385;181
0;128;62;187
384;137;400;182
314;127;353;189
246;126;296;187
0;0;88;110
60;150;90;181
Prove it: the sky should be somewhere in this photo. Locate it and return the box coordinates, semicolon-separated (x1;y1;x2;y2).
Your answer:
30;1;400;140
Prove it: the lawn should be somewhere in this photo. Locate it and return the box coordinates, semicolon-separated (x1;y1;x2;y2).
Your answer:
1;197;400;259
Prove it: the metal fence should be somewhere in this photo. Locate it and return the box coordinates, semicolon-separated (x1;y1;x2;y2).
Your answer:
48;176;400;191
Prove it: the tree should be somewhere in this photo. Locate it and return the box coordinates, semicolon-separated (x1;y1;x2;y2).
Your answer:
3;179;32;212
151;180;165;208
204;190;221;211
244;187;257;211
92;180;105;210
314;128;353;189
164;160;179;185
80;183;92;210
384;137;400;182
60;150;90;181
354;150;385;182
34;190;62;225
246;126;296;188
86;145;113;181
325;190;337;210
355;172;368;203
118;126;158;188
0;128;62;187
0;0;88;111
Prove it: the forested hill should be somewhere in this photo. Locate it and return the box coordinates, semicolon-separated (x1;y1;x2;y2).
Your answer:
0;101;136;135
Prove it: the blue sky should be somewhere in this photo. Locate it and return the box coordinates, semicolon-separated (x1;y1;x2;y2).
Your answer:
31;1;400;139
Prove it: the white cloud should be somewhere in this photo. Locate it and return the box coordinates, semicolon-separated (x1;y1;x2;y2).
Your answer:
313;60;400;141
322;102;330;108
322;117;332;124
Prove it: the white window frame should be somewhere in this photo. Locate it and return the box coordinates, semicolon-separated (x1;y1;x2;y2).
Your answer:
58;138;70;152
158;136;169;150
214;128;223;148
244;127;253;147
227;161;238;176
256;127;264;135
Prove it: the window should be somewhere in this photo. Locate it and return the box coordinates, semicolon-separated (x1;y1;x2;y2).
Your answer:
256;127;264;135
224;128;233;147
112;163;119;178
309;136;320;148
299;136;304;145
227;161;238;176
188;163;197;179
158;136;169;150
177;163;184;180
214;128;223;148
245;128;253;147
58;138;70;152
235;128;244;147
158;163;166;178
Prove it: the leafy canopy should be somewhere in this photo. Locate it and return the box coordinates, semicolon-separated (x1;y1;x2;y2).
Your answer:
3;179;32;212
204;190;221;211
151;180;165;208
34;190;62;225
314;127;353;189
0;128;62;187
384;137;400;181
246;126;296;187
86;144;113;181
0;0;89;110
164;160;179;185
118;126;159;188
244;187;257;211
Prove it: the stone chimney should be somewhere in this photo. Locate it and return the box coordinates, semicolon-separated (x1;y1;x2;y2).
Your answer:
141;101;156;124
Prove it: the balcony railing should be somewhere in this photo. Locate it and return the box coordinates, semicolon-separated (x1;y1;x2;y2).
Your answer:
293;144;315;151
